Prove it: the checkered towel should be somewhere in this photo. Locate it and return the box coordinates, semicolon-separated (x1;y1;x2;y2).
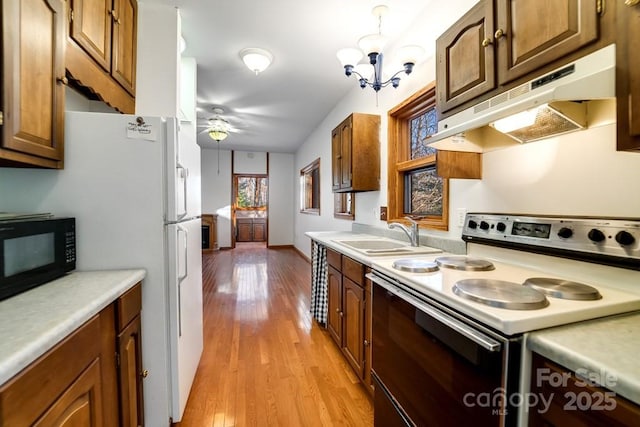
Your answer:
310;241;328;325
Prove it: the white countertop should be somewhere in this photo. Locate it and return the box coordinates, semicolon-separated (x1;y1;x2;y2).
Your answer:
526;312;640;405
305;231;442;266
0;269;146;385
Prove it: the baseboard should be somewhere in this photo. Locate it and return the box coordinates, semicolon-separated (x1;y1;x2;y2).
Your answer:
294;246;311;263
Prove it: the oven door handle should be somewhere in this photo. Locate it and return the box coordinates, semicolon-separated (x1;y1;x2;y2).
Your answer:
367;273;502;353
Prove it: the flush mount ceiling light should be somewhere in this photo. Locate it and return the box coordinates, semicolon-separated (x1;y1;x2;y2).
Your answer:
208;108;230;142
239;48;273;75
337;5;424;93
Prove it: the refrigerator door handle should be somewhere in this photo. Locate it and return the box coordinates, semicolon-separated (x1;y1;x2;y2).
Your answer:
177;225;189;283
177;225;188;337
176;163;188;220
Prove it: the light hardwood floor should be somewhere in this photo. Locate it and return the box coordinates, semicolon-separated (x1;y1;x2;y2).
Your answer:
175;246;374;426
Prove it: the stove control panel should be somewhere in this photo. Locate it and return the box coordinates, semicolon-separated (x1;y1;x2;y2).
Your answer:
462;213;640;268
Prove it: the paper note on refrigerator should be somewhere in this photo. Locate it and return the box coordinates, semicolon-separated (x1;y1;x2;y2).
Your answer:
127;118;157;141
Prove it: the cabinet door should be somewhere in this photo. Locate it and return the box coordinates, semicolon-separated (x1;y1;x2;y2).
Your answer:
342;277;365;380
253;220;266;242
118;315;144;427
33;359;104;427
339;119;352;190
327;266;343;345
495;0;598;85
236;219;252;242
69;0;112;71
363;274;373;395
436;0;495;113
111;0;137;95
630;2;640;139
1;0;65;166
331;128;341;191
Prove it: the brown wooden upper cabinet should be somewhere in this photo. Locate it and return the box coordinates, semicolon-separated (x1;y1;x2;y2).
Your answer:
436;0;599;114
331;113;380;193
69;0;137;95
0;0;66;168
616;1;640;151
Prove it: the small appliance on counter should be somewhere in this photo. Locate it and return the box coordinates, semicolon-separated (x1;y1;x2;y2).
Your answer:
0;215;76;301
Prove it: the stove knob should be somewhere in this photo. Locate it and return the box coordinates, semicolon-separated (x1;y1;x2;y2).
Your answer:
588;229;606;243
557;227;573;239
615;231;635;246
496;222;506;232
468;220;478;229
480;221;490;230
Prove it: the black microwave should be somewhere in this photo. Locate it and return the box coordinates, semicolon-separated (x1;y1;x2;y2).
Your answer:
0;217;76;301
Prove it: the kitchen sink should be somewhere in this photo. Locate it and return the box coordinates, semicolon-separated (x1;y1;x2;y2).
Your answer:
332;239;442;256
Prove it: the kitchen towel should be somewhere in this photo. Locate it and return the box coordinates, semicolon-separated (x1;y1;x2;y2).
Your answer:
310;241;328;325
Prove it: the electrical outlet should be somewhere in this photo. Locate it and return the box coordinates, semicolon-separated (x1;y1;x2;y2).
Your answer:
457;208;467;227
380;206;387;221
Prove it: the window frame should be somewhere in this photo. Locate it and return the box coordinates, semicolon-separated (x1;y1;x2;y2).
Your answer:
387;83;449;230
300;158;321;215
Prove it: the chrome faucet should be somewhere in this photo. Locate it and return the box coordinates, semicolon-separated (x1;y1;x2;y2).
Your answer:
388;217;420;247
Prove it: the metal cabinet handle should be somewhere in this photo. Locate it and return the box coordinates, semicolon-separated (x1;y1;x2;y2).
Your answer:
481;37;492;47
140;369;149;378
626;0;640;6
56;76;68;85
494;28;505;39
339;312;344;317
364;340;370;347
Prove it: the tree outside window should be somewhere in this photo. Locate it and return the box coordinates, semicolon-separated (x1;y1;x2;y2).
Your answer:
235;176;268;209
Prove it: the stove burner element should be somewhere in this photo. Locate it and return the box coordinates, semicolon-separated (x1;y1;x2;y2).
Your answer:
453;279;550;310
523;278;603;300
435;256;495;271
391;259;439;273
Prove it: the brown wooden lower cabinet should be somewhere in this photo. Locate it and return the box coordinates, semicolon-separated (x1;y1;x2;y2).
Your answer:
236;218;266;242
0;282;144;426
529;352;640;426
324;247;373;396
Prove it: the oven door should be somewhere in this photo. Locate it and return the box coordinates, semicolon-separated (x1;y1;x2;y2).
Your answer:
369;272;521;427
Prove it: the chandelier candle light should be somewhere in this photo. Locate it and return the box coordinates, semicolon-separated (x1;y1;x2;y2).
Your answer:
337;5;424;94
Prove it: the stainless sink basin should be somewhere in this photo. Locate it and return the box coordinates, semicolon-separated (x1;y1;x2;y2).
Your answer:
332;239;442;256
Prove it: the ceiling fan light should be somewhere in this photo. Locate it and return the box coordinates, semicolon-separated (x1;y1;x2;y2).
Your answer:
239;48;273;75
209;129;228;141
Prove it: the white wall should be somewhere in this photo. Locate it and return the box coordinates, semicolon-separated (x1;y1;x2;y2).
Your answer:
268;153;295;246
234;151;267;174
201;148;233;248
293;0;640;258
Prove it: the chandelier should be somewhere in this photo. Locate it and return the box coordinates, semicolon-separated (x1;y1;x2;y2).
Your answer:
337;5;424;92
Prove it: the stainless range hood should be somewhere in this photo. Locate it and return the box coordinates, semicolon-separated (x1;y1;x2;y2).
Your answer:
427;44;616;151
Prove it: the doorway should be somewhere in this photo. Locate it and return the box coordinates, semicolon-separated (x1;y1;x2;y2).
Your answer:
232;174;268;248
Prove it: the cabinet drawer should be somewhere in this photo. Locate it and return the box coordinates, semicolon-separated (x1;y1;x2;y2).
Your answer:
0;315;101;426
327;248;342;271
117;282;142;332
342;256;364;286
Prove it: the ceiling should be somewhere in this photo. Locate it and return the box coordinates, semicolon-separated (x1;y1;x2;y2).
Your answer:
147;0;433;153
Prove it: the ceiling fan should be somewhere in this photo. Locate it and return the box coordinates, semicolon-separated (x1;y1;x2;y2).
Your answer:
197;107;232;142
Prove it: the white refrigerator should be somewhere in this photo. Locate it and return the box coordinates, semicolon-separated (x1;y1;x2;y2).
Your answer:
0;111;203;425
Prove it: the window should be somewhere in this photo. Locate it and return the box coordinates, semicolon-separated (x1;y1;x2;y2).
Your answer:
300;158;320;215
388;83;449;230
235;175;268;209
334;192;354;220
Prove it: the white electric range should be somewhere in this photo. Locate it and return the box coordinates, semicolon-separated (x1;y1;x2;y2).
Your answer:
368;213;640;426
370;213;640;336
